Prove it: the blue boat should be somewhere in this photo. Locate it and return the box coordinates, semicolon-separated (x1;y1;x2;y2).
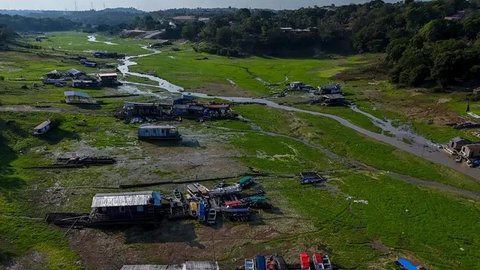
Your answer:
255;255;266;270
396;258;419;270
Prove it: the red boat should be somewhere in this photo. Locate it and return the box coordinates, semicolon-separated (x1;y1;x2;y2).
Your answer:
300;252;310;270
224;200;243;208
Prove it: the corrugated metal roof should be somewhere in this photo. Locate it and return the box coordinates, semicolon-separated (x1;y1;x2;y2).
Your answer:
99;73;118;77
91;191;161;208
64;91;91;98
34;120;51;130
67;68;83;75
184;261;219;270
139;125;176;130
323;94;345;99
121;266;183;270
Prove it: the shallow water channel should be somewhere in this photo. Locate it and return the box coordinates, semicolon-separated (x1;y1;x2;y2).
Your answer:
114;43;479;181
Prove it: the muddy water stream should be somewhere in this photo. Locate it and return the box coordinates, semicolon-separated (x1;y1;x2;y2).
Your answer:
115;44;479;181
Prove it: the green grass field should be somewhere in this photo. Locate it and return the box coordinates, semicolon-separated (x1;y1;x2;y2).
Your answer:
130;43;373;96
31;31;151;55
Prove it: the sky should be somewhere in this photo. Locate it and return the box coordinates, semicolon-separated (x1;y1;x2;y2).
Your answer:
0;0;399;11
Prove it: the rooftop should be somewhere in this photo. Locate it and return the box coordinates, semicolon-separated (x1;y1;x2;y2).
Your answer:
91;191;161;208
139;125;177;130
34;120;51;130
64;91;91;98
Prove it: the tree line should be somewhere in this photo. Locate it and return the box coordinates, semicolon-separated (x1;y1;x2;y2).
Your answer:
0;14;79;32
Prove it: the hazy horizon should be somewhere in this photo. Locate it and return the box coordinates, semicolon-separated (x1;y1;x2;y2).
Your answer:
0;0;400;11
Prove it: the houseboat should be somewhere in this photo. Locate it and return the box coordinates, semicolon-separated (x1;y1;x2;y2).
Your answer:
64;91;97;104
459;144;480;159
137;125;181;141
33;120;52;135
445;137;473;155
90;191;163;223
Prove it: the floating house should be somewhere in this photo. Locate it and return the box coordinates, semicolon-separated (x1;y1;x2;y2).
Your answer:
98;73;120;86
318;84;342;94
64;91;97;104
45;70;62;79
459;144;480;159
118;102;174;121
289;81;314;91
173;94;197;105
72;79;100;89
33;120;52;135
446;137;472;154
90;191;162;221
43;78;66;87
66;68;86;79
80;59;97;68
318;94;346;106
94;51;125;59
137;125;181;141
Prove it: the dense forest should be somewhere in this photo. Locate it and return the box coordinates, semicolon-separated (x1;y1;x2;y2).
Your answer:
133;0;480;88
0;14;79;32
0;8;143;26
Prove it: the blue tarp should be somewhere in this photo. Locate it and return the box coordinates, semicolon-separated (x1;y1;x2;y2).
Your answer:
397;258;418;270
